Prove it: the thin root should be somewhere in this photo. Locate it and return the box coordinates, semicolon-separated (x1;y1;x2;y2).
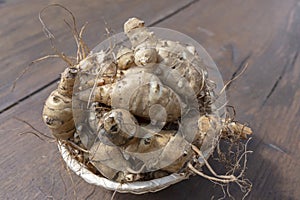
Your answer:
11;55;60;91
191;145;237;181
14;117;55;142
189;138;252;198
188;163;236;183
62;140;89;153
12;4;90;91
39;4;89;66
126;164;146;174
219;63;249;95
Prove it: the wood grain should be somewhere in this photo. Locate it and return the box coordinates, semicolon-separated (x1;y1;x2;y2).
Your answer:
0;0;195;112
158;1;300;199
1;0;300;199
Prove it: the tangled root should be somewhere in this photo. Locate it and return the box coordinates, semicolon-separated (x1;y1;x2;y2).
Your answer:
188;133;252;199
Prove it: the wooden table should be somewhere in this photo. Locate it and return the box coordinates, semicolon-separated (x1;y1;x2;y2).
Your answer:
1;0;299;199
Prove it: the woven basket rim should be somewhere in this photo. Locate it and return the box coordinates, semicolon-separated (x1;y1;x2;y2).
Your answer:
58;141;190;194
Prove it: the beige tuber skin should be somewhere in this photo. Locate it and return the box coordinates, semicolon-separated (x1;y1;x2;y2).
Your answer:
89;141;143;182
117;47;135;70
42;68;78;140
77;17;252;179
101;109;138;146
77;17;204;122
42;16;252;184
124;18;158;66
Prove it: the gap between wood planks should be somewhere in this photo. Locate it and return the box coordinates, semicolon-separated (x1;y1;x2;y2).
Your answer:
0;0;199;115
262;49;299;106
226;52;252;90
262;2;300;106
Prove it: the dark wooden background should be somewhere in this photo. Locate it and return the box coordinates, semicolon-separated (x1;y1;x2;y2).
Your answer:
1;0;300;199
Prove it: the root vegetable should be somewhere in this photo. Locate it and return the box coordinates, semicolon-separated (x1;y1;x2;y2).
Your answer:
89;141;133;181
41;12;253;195
42;68;78;140
101;109;138;146
117;47;135;70
41;4;90;140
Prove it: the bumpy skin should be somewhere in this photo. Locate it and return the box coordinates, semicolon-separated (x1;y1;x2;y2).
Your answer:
44;17;252;183
74;18;210;178
78;66;183;122
89;141;131;180
101;109;138;146
117;47;135;70
111;67;182;122
156;40;206;95
123;18;145;35
78;19;205;122
42;67;77;140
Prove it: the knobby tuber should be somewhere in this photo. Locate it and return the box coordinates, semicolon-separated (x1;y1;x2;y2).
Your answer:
40;13;252;197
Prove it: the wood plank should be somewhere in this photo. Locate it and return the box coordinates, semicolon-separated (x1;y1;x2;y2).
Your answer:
0;0;196;112
1;0;300;199
157;0;300;199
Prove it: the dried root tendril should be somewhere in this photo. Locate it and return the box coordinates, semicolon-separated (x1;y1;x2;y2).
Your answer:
62;140;89;153
207;62;249;116
12;4;90;91
39;3;90;65
14;117;55;142
219;63;249;95
188;138;253;199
